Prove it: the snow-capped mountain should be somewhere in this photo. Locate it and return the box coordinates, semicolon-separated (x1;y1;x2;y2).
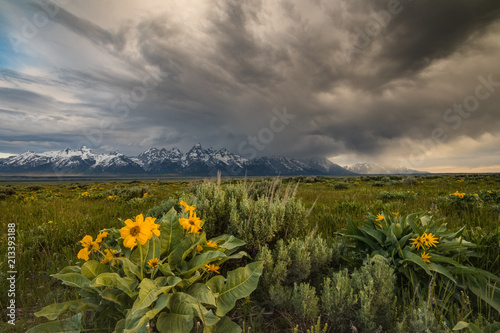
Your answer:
0;146;144;174
0;144;354;176
344;163;427;175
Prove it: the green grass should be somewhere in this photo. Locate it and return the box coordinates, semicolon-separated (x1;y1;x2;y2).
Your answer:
0;174;499;331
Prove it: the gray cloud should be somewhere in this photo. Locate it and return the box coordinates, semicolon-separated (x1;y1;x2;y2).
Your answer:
0;0;499;171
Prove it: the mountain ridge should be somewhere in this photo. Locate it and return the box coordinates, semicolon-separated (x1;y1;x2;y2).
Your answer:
344;162;428;175
0;145;357;177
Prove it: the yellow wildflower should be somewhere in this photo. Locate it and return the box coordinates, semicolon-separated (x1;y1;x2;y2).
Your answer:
422;232;439;247
179;200;196;213
421;252;431;263
101;249;117;264
179;211;203;234
207;240;217;248
120;214;153;249
148;258;160;269
205;264;220;274
196;244;203;252
96;231;109;243
409;235;424;251
77;235;100;261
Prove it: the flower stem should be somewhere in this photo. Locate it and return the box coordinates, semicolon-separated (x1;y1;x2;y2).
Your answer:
139;244;144;280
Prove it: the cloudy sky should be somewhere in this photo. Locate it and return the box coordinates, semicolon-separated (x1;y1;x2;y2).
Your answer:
1;0;500;172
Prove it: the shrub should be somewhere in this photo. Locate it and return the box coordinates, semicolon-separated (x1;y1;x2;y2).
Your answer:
257;233;335;289
321;256;397;332
147;197;180;219
372;181;385;187
402;176;418;185
396;302;447;333
333;182;349;190
378;191;418;202
106;186;149;200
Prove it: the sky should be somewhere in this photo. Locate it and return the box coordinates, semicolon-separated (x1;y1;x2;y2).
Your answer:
1;0;500;172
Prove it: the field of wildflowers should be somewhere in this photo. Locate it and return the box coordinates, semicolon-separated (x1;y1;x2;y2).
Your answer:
0;174;499;332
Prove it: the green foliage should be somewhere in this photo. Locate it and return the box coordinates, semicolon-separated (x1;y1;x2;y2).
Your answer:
333;182;349;190
439;191;483;212
321;256;397;332
377;190;418;202
29;208;263;332
453;320;500;333
147;197;180;219
257;233;335;289
403;176;419;185
395;302;447;333
341;212;500;319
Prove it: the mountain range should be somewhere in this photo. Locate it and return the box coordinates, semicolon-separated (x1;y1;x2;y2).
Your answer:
0;144;358;177
344;163;426;175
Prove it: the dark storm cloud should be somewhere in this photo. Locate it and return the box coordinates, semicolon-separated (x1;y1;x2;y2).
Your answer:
1;0;500;171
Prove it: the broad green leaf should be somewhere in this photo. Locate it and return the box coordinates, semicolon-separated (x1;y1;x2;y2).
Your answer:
116;257;142;279
452;321;484;333
130;243;149;266
26;313;82;333
211;234;246;251
401;250;431;276
156;311;193;333
453;321;469;330
427;263;456;284
160;208;184;257
427;253;460;266
346;234;379;250
406;217;422;235
34;299;85;320
131;277;181;314
159;263;174;277
81;260;110;279
181;251;227;276
157;292;206;333
91;273;138;296
187;283;216;306
51;273;95;292
124;294;170;333
58;266;81;274
484;322;500;333
177;271;202;289
144;234;162;264
359;227;385;246
101;288;131;307
207;261;264;317
169;233;201;271
205;315;242;333
132;278;159;313
121;307;149;333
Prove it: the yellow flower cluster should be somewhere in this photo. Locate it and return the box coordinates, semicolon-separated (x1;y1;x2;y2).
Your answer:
80;191;91;198
450;191;465;198
178;200;203;234
409;232;439;263
77;231;108;261
120;214;160;249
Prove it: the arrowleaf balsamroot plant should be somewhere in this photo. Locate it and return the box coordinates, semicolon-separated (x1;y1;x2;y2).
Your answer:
341;212;500;323
28;202;263;333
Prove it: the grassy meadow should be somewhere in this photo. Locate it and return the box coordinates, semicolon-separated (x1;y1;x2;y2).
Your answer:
1;174;500;332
